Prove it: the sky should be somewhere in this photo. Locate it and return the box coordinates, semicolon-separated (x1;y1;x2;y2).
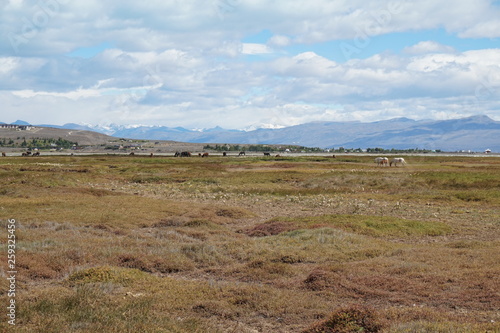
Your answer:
1;0;499;130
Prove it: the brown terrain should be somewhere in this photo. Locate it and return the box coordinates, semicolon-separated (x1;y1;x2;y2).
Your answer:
0;131;498;332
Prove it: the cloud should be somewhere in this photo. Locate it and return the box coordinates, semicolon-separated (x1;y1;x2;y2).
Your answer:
403;41;456;55
3;0;500;57
458;20;500;38
1;0;500;129
267;35;291;47
5;46;499;128
241;43;272;55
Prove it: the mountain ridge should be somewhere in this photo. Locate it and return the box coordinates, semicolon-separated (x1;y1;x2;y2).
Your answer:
4;115;499;152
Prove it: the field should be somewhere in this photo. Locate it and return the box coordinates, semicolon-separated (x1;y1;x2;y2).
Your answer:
1;153;499;332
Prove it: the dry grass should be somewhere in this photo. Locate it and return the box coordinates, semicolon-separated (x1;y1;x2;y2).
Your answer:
0;154;499;332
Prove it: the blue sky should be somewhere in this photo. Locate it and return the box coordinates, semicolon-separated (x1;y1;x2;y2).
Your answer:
244;28;499;62
1;0;499;129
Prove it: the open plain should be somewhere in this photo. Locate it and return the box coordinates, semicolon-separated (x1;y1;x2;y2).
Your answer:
0;154;499;332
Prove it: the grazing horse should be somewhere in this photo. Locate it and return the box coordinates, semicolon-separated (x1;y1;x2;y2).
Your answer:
263;152;271;156
374;157;389;166
201;152;209;158
222;152;227;157
129;152;135;156
390;157;406;167
238;151;246;156
1;152;5;157
180;151;191;157
32;152;40;157
150;153;154;157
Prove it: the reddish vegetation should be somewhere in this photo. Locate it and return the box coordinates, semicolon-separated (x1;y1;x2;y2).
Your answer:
242;221;299;237
303;268;341;292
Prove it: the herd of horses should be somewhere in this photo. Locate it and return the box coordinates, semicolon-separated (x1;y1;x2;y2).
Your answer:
171;152;407;166
2;150;407;167
173;151;284;158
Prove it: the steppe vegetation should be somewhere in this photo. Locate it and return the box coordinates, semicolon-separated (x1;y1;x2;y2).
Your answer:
0;154;499;332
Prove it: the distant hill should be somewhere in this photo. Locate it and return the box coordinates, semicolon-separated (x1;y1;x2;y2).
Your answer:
0;126;116;146
4;115;500;152
12;120;32;126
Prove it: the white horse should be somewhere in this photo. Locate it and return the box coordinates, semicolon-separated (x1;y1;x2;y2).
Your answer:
390;157;406;167
374;157;389;166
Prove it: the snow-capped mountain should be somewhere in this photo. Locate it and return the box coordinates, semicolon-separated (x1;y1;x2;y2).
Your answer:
8;115;500;152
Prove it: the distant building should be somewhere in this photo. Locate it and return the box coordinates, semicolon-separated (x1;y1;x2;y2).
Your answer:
0;124;34;130
485;149;492;154
18;125;34;130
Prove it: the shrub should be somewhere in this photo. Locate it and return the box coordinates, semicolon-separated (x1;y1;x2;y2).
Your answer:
303;304;382;333
243;221;298;237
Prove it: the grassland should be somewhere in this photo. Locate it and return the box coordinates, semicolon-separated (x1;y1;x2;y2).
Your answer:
0;154;499;332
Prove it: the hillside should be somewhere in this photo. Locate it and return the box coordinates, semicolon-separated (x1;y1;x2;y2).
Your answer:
0;126;116;146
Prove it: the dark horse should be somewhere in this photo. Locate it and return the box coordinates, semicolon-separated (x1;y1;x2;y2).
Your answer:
238;151;246;156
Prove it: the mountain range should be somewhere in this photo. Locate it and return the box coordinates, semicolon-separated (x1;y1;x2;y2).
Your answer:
4;115;500;152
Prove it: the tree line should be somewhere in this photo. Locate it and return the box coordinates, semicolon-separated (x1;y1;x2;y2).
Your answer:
0;137;77;149
203;144;442;153
202;144;324;152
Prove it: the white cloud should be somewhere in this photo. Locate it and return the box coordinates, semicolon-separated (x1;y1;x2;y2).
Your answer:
3;0;499;57
267;35;291;47
2;47;500;128
1;0;500;129
459;20;500;38
0;57;18;73
403;41;456;55
12;88;101;99
241;43;272;55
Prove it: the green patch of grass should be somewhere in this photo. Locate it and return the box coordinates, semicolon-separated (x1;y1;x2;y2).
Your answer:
453;190;491;202
256;228;392;263
266;214;452;238
130;174;169;183
415;170;500;190
66;266;150;286
14;283;213;333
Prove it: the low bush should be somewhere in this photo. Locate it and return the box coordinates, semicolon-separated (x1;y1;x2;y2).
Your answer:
303;304;383;333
